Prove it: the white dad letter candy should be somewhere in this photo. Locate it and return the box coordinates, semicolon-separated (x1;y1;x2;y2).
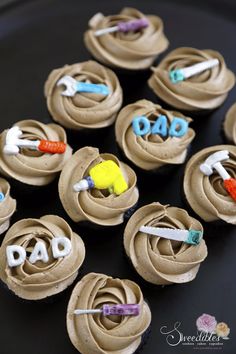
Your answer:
6;245;26;267
29;241;49;264
52;237;72;258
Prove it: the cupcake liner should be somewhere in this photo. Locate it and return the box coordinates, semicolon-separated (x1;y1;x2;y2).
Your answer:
123;202;138;220
135;325;152;354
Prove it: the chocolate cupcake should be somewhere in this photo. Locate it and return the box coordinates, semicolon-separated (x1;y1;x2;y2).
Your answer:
183;145;236;224
224;103;236;144
0;178;16;235
67;272;151;354
124;202;207;285
58;147;139;226
84;8;169;71
0;120;72;186
148;47;235;112
115;99;195;171
0;215;85;300
44;60;123;129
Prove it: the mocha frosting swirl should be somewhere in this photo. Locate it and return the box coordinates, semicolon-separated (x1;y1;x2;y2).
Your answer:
0;120;72;186
59;147;139;226
0;215;85;300
67;272;151;354
184;145;236;224
115;99;195;170
148;47;235;111
0;178;16;235
84;7;169;70
124;203;207;285
224;103;236;144
44;61;123;129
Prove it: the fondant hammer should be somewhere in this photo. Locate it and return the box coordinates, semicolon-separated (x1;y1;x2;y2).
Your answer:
200;150;236;201
3;126;66;155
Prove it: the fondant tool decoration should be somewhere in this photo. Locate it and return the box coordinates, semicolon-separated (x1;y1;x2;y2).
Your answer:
139;226;202;245
94;18;149;36
57;75;110;97
73;160;128;195
6;236;72;267
3;126;66;155
0;192;5;202
200;150;236;202
132;115;188;137
169;58;219;84
74;304;140;316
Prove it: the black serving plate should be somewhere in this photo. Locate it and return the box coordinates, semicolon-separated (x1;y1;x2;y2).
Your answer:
0;1;236;354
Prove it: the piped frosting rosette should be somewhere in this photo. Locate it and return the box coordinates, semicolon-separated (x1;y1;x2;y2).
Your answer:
67;272;151;354
84;7;169;70
0;119;72;186
115;99;195;170
0;215;85;300
44;61;123;129
148;47;235;111
0;178;16;235
59;147;139;226
184;145;236;224
124;202;207;285
224;103;236;144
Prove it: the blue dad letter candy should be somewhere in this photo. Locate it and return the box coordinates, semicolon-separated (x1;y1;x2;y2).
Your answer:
132;116;150;136
151;115;168;136
169;117;188;137
132;115;188;137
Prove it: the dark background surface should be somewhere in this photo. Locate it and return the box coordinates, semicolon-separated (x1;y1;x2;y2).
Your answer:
0;0;235;353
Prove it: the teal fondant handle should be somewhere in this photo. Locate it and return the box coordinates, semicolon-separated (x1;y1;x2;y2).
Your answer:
169;69;185;84
187;230;202;245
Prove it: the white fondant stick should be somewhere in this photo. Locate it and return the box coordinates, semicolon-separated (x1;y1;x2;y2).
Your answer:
74;309;102;315
140;226;188;241
139;226;202;245
181;59;219;79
